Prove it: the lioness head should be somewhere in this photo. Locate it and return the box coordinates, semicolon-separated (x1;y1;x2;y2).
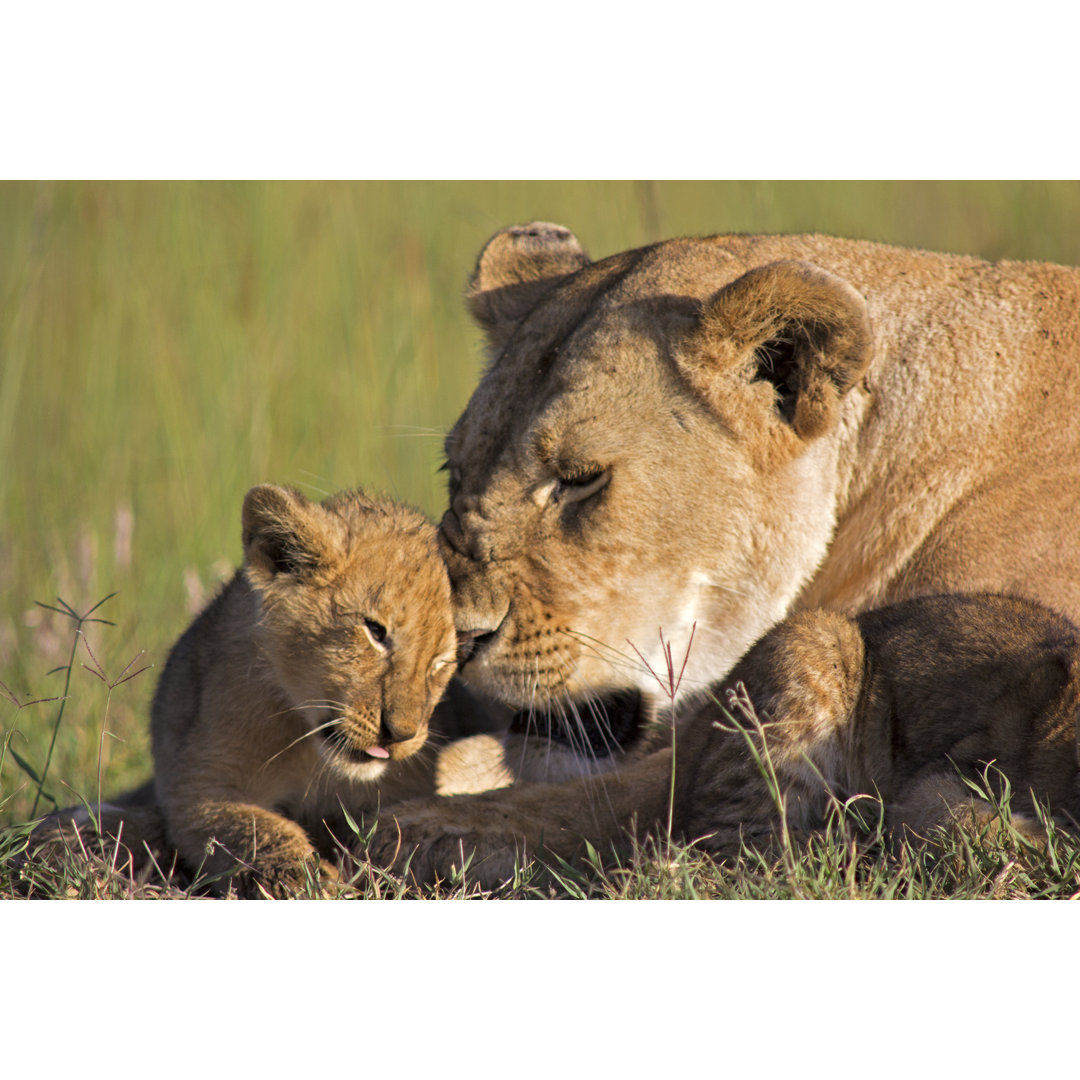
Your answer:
440;223;872;747
242;485;458;778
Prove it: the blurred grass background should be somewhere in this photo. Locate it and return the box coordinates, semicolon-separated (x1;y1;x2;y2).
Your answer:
3;180;1080;826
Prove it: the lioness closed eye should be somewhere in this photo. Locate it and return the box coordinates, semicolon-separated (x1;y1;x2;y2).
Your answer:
150;484;458;896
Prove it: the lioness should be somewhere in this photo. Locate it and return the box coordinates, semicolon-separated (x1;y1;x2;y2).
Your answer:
365;223;1080;883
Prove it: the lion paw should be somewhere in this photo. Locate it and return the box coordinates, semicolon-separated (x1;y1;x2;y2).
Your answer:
364;809;525;890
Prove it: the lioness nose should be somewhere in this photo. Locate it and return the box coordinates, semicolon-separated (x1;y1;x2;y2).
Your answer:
440;503;493;564
457;628;497;664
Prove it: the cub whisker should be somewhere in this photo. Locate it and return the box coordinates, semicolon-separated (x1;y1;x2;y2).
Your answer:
262;716;347;768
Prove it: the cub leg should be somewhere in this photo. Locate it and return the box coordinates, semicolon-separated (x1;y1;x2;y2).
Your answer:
435;734;516;795
889;771;1048;846
23;801;170;883
166;799;337;897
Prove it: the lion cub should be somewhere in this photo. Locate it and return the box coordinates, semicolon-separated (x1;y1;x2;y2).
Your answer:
684;593;1080;851
151;484;458;896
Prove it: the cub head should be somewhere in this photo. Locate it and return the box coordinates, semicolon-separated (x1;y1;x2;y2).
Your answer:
441;223;872;751
242;484;458;780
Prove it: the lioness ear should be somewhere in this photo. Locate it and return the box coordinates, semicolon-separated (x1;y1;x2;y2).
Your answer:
467;222;590;352
685;260;872;439
242;485;342;585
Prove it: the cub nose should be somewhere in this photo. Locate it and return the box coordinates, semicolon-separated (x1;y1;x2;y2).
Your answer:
380;709;421;745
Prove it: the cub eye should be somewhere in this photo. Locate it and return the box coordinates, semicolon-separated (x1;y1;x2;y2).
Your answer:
364;618;388;647
553;469;609;506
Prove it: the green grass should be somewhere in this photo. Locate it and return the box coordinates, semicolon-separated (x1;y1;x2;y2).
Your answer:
10;768;1080;899
4;180;1080;897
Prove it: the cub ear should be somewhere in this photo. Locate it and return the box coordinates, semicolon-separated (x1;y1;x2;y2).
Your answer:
684;260;872;440
466;222;589;352
241;485;342;585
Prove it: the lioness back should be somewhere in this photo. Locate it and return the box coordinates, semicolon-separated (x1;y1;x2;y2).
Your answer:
151;484;458;896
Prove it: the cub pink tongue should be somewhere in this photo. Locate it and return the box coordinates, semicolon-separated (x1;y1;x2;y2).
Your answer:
365;746;390;759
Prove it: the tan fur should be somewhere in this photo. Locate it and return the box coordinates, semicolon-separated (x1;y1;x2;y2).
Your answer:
140;485;458;896
364;225;1080;884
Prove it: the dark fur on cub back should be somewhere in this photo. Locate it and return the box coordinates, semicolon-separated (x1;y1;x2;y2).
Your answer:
681;593;1080;849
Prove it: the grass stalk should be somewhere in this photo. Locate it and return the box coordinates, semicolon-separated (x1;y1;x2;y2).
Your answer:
27;594;116;819
628;623;696;849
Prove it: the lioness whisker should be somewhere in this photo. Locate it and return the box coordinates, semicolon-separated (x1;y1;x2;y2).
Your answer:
564;630;653;678
554;689;619;819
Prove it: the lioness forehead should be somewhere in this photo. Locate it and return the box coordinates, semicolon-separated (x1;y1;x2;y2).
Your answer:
448;241;733;467
495;238;746;359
